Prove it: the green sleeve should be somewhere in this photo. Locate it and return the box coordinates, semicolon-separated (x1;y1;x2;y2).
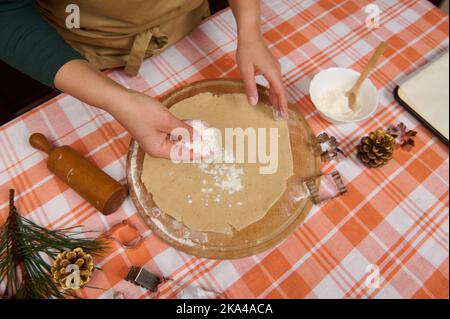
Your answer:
0;0;84;88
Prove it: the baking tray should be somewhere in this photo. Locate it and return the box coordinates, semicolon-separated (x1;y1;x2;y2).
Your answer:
394;86;448;145
393;50;449;145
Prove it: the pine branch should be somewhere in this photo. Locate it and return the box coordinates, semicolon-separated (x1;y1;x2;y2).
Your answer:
0;189;109;299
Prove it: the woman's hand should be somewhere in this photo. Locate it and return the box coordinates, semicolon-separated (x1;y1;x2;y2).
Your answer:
54;60;192;160
229;0;288;119
109;91;193;159
236;35;288;118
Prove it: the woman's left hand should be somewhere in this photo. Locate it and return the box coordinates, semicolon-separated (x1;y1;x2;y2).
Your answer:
236;35;288;119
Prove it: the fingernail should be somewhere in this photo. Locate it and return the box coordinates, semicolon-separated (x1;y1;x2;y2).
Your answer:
273;109;282;121
249;96;258;106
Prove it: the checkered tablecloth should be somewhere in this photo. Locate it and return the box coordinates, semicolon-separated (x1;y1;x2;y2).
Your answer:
0;0;448;299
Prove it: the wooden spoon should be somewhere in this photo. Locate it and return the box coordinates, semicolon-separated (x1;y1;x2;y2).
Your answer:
347;41;388;109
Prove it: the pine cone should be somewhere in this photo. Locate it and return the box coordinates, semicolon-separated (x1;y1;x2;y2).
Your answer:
51;248;94;290
357;130;395;168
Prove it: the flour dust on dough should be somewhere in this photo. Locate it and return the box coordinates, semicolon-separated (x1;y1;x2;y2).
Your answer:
141;93;293;235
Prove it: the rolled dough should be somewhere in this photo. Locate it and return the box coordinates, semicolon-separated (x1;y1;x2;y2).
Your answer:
141;93;294;235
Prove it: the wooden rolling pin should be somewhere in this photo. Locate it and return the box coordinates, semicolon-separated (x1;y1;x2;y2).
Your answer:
29;133;128;215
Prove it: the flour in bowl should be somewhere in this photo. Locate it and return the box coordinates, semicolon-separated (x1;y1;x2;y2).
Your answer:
316;88;361;120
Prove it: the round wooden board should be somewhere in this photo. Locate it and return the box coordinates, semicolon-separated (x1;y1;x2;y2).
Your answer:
126;79;321;259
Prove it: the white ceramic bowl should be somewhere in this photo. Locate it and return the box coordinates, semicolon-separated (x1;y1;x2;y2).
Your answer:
309;67;379;123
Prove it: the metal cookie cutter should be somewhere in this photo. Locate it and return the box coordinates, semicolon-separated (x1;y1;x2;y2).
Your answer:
125;266;163;292
314;132;346;162
124;267;222;299
304;171;348;204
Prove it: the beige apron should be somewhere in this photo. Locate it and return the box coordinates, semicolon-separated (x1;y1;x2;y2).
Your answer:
36;0;210;75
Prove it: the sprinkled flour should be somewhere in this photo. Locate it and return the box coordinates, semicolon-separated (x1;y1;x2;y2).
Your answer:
183;121;221;159
182;121;245;203
196;161;244;195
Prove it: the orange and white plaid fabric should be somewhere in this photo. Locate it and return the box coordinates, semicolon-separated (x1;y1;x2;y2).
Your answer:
0;0;448;299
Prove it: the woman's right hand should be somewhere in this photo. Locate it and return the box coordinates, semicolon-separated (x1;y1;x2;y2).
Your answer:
54;60;193;160
109;91;194;159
